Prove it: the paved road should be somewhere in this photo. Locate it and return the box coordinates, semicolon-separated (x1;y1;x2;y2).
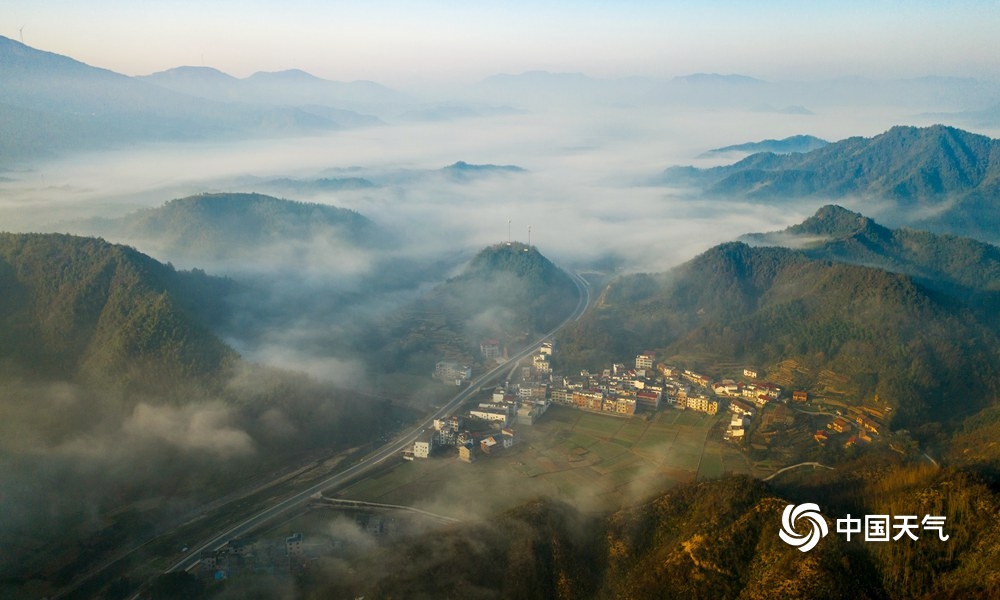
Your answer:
163;267;592;574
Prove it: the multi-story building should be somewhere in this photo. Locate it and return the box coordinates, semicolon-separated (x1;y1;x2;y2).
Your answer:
686;395;719;415
434;361;472;385
413;431;435;458
285;533;304;558
550;387;574;405
635;352;655;371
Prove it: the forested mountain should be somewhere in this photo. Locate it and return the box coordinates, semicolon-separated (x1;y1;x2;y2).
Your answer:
558;240;1000;428
0;233;401;598
0;232;235;390
75;192;381;266
742;205;1000;299
370;243;579;374
662;125;1000;243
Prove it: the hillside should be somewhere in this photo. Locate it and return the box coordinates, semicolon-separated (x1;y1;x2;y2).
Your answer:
313;464;1000;599
558;241;1000;428
75;192;381;266
661;125;1000;243
742;205;1000;301
0;232;236;390
370;243;579;376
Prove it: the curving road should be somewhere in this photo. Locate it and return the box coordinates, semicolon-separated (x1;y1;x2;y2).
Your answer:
163;267;592;574
762;461;835;482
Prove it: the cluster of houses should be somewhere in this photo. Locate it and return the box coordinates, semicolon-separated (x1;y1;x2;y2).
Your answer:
405;412;519;463
421;339;887;461
197;534;308;581
814;412;881;447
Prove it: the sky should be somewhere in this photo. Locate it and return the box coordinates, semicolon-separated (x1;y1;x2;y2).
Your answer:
5;1;1000;87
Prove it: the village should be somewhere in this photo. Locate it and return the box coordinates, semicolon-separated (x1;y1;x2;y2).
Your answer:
202;341;889;584
417;341;885;463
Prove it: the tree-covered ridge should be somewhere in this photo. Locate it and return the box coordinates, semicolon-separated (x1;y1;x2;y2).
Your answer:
663;125;1000;242
0;232;236;390
446;242;579;333
558;240;1000;428
368;242;579;376
78;192;381;263
668;125;999;201
743;204;1000;295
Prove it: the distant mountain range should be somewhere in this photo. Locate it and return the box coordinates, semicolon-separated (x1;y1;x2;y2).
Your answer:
663;125;1000;244
441;161;527;180
139;65;404;117
0;36;388;163
701;135;829;157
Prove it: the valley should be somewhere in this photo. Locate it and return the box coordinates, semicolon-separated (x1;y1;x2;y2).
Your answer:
3;19;1000;599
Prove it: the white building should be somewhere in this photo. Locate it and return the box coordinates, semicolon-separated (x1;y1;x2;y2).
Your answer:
413;431;435;458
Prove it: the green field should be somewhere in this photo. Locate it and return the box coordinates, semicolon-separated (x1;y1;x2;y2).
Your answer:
336;406;749;517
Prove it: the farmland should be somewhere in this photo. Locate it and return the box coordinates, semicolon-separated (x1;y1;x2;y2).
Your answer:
335;405;750;517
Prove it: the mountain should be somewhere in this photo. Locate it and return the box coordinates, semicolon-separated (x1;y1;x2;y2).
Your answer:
0;233;236;390
558;240;1000;428
672;72;766;85
661;125;1000;243
441;161;527;180
140;66;404;116
702;135;829;156
0;37;377;163
742;205;1000;299
370;243;579;376
73;192;381;267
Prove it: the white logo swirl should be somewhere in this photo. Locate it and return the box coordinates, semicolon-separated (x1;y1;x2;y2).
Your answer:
779;503;828;552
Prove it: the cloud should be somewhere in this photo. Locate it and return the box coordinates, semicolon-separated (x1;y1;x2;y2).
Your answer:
121;402;255;458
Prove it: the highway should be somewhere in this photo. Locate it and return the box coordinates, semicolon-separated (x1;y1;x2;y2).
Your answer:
163;267;592;574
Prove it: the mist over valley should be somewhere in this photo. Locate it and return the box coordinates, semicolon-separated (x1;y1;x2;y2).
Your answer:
3;16;1000;598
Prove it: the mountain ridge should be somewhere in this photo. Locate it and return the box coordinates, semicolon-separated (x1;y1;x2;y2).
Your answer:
661;125;1000;243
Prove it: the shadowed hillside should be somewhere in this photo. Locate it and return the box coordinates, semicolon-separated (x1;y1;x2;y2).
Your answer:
314;467;1000;599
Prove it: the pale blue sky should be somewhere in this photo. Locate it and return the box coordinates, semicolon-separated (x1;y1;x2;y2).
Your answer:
5;1;998;86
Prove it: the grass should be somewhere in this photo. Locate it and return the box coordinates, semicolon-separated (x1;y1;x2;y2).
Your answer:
338;405;742;515
697;452;725;479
